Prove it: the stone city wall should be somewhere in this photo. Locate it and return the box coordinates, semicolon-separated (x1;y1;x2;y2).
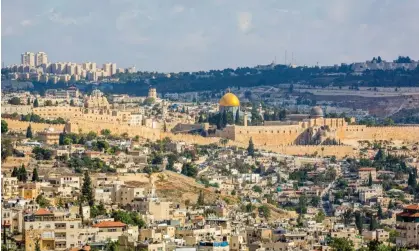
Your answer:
230;125;305;146
258;145;358;159
343;125;419;143
66;119;161;141
3;119;64;133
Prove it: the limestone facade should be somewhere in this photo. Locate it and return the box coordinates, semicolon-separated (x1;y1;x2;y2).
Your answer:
219;118;419;146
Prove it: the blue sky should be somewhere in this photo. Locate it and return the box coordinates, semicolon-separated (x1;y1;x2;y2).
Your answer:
2;0;419;72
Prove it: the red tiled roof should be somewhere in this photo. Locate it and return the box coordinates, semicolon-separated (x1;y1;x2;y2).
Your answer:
404;204;419;210
34;208;52;215
92;221;126;228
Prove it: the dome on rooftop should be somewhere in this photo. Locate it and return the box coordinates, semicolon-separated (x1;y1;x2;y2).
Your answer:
310;106;324;118
219;92;240;107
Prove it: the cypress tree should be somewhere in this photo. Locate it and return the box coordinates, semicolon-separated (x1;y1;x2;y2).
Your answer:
369;216;378;231
33;98;39;108
355;211;364;234
368;172;373;186
26;124;33;138
18;165;28;183
377;205;383;219
11;167;18;177
222;110;227;128
82;171;94;207
235;109;240;125
217;113;223;130
32;168;39;182
247;137;255;157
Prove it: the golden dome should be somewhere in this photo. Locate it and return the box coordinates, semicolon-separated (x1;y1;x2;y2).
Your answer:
219;92;240;107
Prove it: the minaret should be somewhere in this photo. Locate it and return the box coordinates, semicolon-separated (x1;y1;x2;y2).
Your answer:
162;100;167;119
258;103;264;120
244;112;248;127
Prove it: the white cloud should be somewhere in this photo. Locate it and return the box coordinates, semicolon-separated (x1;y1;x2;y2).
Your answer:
172;5;185;14
47;10;92;25
237;11;252;33
20;19;34;27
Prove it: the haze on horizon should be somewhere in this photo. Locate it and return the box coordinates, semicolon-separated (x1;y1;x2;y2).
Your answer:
2;0;419;72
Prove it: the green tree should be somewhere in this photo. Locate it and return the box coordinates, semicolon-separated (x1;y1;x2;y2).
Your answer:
355;211;364;234
197;190;205;205
377;204;384;219
86;131;98;141
1;120;8;134
369;216;378;231
32;168;39;182
82;171;95;207
298;195;308;214
252;185;262;193
329;237;355;251
70;99;75;106
222;110;228;128
245;203;254;212
8;97;21;105
311;196;321;207
374;148;386;162
33;98;39;108
235;109;240;125
181;163;198;178
143;97;155;106
247;137;255;157
112;211;145;228
44;100;53;106
35;238;41;251
11;167;18;177
100;129;111;136
1;139;14;163
35;194;50;207
408;170;417;188
258;205;271;218
315;211;325;223
18;165;28;182
26;124;33;138
91;202;107;218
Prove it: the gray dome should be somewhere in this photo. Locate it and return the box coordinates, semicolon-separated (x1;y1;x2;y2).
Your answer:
310;106;324;118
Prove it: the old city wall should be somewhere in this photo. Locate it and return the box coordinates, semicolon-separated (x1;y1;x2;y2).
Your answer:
162;132;220;145
3;119;64;133
67;119;161;141
33;107;84;119
343;125;419;143
259;145;357;159
232;125;305;146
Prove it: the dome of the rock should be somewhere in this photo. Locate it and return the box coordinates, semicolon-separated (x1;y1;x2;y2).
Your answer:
219;93;240;107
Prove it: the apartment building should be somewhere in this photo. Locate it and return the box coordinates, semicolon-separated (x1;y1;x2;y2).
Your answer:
24;208;85;251
21;52;35;66
35;52;48;66
396;204;419;248
2;177;19;199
